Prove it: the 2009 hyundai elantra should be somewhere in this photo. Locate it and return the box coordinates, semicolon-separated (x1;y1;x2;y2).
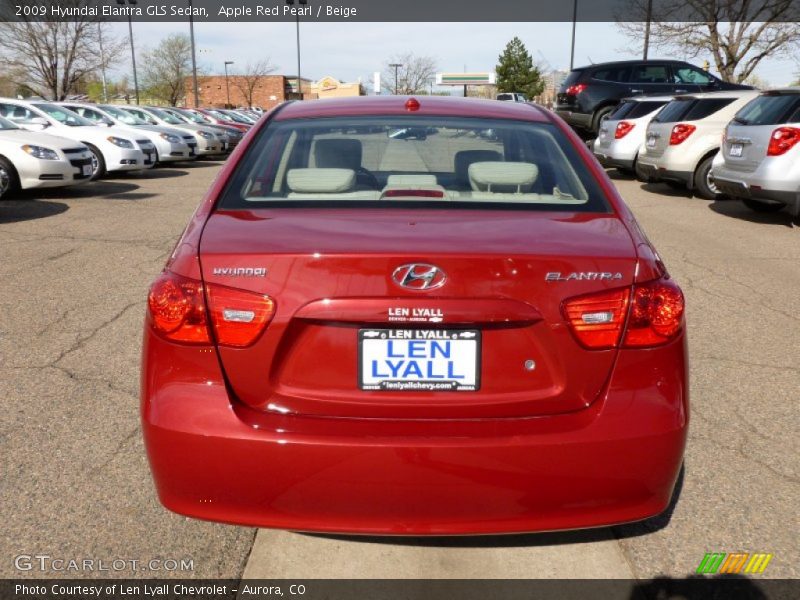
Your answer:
141;96;688;535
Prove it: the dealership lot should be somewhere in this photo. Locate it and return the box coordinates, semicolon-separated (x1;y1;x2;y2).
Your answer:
0;163;797;579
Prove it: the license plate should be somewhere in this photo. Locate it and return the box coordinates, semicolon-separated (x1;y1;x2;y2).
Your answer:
646;135;656;148
729;143;743;157
82;164;92;176
359;329;480;392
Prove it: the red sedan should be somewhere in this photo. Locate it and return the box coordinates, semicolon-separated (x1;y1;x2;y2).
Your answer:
142;96;688;535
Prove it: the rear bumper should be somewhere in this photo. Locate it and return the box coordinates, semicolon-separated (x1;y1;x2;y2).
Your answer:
555;109;592;131
711;166;800;214
594;151;635;171
141;329;689;535
637;160;693;188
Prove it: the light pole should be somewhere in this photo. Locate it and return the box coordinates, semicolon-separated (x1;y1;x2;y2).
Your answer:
188;0;199;107
643;0;653;60
224;61;234;108
285;0;308;98
389;63;402;95
569;0;578;71
116;0;139;104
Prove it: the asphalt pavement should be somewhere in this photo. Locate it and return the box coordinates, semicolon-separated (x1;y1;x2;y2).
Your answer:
1;162;797;581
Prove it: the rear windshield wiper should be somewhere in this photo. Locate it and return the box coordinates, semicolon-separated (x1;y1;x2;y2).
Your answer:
732;116;750;125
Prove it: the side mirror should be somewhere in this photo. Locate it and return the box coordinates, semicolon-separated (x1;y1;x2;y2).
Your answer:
25;116;50;130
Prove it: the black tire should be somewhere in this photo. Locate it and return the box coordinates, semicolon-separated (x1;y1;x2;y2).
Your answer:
0;156;20;199
693;154;719;200
591;105;616;135
633;156;650;182
741;198;785;213
83;143;106;180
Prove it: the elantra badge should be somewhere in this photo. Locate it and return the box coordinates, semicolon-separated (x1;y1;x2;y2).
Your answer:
392;264;447;291
545;272;623;282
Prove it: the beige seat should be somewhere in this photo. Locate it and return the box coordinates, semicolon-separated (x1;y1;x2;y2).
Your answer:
314;139;363;170
468;162;539;194
454;150;503;189
285;168;379;200
385;174;438;187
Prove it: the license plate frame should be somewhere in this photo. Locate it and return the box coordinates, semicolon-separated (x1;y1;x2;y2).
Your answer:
729;143;744;157
358;329;480;392
82;164;92;176
646;135;657;148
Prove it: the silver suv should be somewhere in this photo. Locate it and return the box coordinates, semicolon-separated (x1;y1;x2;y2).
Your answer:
711;89;800;215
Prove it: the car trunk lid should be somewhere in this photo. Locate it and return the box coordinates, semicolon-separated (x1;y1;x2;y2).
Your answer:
199;208;637;419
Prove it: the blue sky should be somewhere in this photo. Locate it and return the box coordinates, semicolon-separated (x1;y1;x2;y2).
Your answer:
108;21;798;89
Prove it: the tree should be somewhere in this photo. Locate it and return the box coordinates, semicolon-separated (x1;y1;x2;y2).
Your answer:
0;6;122;100
616;1;800;83
140;34;193;106
495;37;545;98
232;59;276;108
382;53;438;95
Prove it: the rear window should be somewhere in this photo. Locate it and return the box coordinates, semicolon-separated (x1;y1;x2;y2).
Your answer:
219;115;610;212
609;101;636;120
560;70;585;91
734;94;800;125
627;100;669;119
652;99;694;123
683;98;735;120
610;100;668;121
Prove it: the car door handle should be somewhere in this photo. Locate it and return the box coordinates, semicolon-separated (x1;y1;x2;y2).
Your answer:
630;89;644;94
675;89;688;93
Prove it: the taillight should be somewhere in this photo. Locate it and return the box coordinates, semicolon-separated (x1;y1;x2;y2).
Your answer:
565;83;588;96
206;283;275;348
147;271;275;347
767;126;800;156
148;272;209;343
669;124;696;145
622;279;685;348
563;288;631;350
615;121;635;139
563;279;684;350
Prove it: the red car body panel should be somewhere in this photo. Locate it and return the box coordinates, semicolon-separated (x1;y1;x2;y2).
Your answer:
142;96;689;534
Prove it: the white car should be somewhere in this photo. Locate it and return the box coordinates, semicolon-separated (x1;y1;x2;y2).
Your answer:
58;102;197;164
118;106;225;156
711;88;800;216
593;96;673;180
637;90;761;199
0;115;93;198
0;99;154;180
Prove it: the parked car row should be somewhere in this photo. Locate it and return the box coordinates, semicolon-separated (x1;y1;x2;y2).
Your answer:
592;88;800;216
0;98;260;198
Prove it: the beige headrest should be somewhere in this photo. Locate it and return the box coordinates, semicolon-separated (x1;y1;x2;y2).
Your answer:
287;168;356;193
468;162;539;193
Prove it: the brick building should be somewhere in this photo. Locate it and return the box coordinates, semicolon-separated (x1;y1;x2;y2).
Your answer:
184;74;363;109
185;74;308;109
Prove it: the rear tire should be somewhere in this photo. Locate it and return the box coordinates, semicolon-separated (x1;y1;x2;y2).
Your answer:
84;143;106;180
633;156;649;182
591;106;616;135
741;198;785;213
0;156;20;199
693;154;720;200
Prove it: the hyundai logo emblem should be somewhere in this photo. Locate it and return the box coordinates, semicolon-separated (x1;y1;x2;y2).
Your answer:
392;264;447;291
